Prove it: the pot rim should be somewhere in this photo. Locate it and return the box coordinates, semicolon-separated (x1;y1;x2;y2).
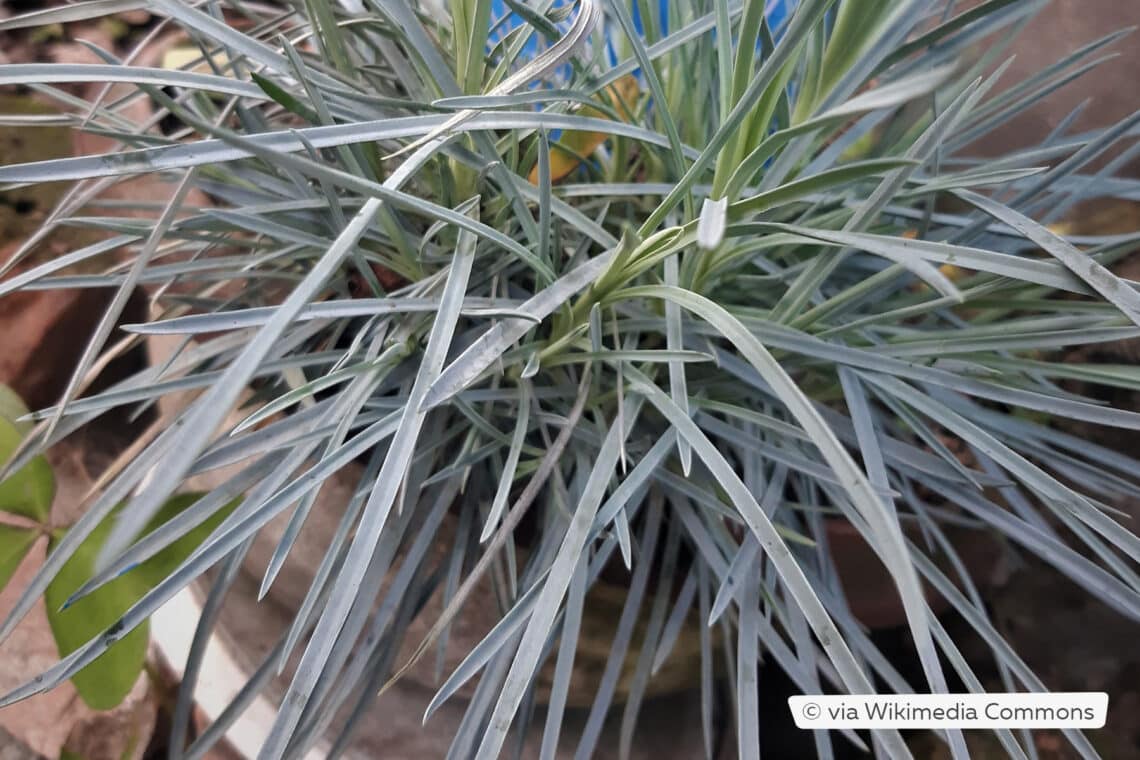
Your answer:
152;585;351;760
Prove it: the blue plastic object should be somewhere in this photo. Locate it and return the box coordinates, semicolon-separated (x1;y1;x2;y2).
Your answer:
482;0;798;168
486;0;798;67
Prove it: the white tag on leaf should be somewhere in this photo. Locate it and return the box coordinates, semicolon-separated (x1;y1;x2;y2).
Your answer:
696;196;728;251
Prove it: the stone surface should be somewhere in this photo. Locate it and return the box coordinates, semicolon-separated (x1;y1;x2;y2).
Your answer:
966;0;1140;173
0;725;43;760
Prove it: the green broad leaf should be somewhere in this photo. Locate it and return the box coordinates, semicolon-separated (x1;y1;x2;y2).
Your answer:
0;412;55;524
133;493;242;587
44;519;149;710
0;385;33;435
0;524;38;593
44;493;238;710
137;494;242;587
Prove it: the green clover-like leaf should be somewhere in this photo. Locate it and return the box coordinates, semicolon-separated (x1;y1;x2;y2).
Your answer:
45;493;239;710
0;385;33;436
0;523;38;593
0;388;54;522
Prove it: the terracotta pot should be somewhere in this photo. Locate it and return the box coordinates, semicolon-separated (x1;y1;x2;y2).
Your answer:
0;257;140;410
150;497;708;758
827;519;1003;630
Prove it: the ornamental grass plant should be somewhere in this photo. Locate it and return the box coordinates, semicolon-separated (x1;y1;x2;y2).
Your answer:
1;0;1139;758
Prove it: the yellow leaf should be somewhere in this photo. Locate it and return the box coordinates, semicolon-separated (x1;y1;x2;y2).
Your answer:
161;45;232;75
902;229;968;291
529;75;640;184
